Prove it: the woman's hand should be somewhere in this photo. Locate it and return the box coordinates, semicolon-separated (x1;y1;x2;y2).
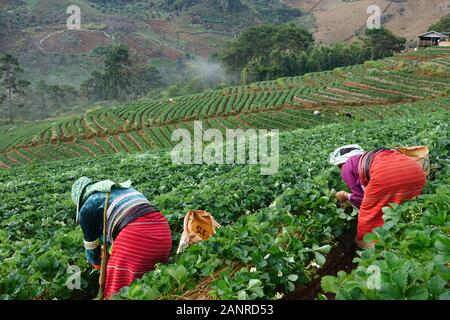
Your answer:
340;201;351;210
335;191;350;202
356;239;375;249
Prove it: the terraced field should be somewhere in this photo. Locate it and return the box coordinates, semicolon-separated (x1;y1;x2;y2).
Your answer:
1;107;448;300
1;47;449;169
1;46;449;301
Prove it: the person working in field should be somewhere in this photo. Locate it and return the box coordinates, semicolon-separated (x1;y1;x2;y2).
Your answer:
71;177;172;299
329;145;426;248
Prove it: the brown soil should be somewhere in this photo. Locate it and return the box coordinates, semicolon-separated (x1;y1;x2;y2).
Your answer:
177;32;220;58
285;0;450;44
285;232;357;300
124;36;181;60
91;117;107;134
5;154;21;165
14;149;31;162
137;130;157;149
125;133;144;152
0;161;10;169
235;115;256;129
116;135;130;152
90;139;107;154
39;30;110;54
148;20;176;35
176;262;242;300
103;137;119;153
76;143;96;156
343;81;423;100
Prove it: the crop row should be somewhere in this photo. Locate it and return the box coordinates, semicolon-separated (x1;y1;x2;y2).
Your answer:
1;106;449;300
2;95;449;168
0;110;448;299
1;48;449;164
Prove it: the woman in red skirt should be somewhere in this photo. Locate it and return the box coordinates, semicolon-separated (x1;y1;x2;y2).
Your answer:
329;145;426;248
71;177;172;299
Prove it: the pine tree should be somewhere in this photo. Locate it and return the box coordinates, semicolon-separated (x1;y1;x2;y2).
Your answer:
103;44;132;101
0;54;30;123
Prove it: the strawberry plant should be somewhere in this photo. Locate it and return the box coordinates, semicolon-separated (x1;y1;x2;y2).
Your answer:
0;48;449;299
322;188;450;300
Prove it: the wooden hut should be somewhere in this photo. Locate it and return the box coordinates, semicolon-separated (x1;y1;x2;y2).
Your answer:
417;31;449;48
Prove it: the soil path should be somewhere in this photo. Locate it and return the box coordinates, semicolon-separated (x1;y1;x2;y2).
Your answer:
285;232;358;300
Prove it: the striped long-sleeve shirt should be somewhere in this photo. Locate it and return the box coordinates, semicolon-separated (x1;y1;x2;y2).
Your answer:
78;187;159;265
341;154;364;209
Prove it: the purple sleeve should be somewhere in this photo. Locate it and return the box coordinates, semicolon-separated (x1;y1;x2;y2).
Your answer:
341;155;364;209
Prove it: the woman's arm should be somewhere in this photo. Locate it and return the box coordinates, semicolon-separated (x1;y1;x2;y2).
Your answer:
348;191;363;209
78;196;103;266
341;157;364;209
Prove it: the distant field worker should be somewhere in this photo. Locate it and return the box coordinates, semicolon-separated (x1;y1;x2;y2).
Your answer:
329;145;426;248
71;177;172;299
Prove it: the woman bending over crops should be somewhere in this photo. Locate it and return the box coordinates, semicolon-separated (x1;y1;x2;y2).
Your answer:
71;177;172;299
329;145;427;249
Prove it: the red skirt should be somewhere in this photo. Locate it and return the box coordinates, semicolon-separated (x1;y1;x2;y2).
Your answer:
357;150;426;241
104;211;172;299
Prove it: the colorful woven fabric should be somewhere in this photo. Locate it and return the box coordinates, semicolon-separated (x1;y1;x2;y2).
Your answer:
357;150;426;241
357;147;388;187
105;190;152;243
103;211;172;299
71;177;132;223
341;154;364;208
78;187;159;266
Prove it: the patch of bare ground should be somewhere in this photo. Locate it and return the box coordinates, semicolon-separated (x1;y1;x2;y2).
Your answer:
39;30;110;54
285;232;357;300
285;0;450;44
125;133;144;152
175;263;242;300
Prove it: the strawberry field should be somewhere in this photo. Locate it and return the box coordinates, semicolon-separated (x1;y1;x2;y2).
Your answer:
0;47;449;300
1;48;449;169
0;107;448;300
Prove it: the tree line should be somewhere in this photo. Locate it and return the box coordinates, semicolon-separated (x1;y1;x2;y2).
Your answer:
219;24;407;84
0;45;164;123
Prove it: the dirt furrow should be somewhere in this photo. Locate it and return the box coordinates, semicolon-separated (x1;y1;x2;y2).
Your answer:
125;133;144;152
343;81;424;100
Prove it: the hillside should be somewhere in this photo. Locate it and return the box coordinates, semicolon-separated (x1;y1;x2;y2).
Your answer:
0;47;449;169
286;0;450;44
0;0;448;89
2;0;450;304
0;0;307;87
